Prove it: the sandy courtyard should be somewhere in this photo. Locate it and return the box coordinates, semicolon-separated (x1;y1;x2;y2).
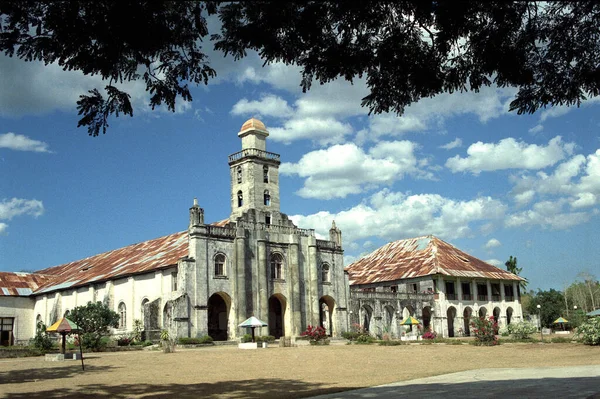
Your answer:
1;343;599;398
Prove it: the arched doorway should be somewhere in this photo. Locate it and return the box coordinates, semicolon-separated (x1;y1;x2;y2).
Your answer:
269;294;286;338
319;296;336;336
463;307;473;336
447;306;457;337
422;306;432;330
163;302;173;330
208;292;231;341
402;305;414;332
360;305;373;333
506;307;514;325
478;306;487;318
493;307;501;333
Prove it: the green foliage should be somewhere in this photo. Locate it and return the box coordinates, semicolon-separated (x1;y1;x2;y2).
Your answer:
526;289;565;328
256;335;275;343
4;3;600;135
549;337;572;344
341;331;361;341
507;321;537;340
471;316;498;346
241;334;252;343
505;256;527;289
378;340;404;346
565;272;600;317
178;336;214;345
0;347;44;358
30;321;54;351
160;329;170;341
577;317;600;346
69;301;119;351
355;334;375;344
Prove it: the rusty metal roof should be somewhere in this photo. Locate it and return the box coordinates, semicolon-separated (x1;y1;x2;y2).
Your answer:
0;272;56;297
346;235;523;286
33;231;189;295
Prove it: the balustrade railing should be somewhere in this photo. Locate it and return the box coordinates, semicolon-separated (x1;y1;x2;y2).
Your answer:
351;290;434;300
228;148;280;163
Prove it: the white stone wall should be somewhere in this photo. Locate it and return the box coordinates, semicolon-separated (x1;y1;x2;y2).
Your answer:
0;296;35;344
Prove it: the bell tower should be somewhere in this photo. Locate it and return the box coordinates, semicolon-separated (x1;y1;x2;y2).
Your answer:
228;118;281;221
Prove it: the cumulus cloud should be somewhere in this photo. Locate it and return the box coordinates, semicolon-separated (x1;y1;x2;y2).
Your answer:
289;189;507;245
0;198;44;235
231;94;293;118
446;136;575;174
505;199;591;230
484;238;501;250
280;141;433;199
485;259;503;267
528;124;544;134
269;117;353;145
440;138;463;150
0;133;51;153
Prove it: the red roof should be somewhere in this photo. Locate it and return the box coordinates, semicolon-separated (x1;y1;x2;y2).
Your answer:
0;272;55;297
33;231;189;295
346;236;523;286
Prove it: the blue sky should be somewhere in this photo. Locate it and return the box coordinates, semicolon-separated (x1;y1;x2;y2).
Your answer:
1;43;599;292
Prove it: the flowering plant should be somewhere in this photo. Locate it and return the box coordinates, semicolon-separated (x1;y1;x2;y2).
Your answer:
301;325;328;342
422;329;437;340
471;316;498;346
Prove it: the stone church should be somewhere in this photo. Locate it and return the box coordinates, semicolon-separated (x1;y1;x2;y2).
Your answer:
0;118;350;344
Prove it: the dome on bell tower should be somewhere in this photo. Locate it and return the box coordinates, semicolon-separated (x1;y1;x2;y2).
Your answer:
238;118;269;151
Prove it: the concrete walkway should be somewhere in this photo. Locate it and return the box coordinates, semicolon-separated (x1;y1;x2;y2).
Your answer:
309;365;600;399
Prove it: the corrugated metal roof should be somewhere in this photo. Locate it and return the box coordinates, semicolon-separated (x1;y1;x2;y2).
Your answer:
0;272;56;297
345;235;524;286
34;231;189;295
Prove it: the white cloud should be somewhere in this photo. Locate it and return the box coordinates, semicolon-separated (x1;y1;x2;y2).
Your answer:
528;124;544;134
440;138;462;150
540;106;572;122
231;94;293;118
446;136;574;174
0;198;44;235
486;259;503;267
289;189;507;245
505;199;591;230
484;238;502;250
280;141;432;199
269;117;353;146
0;133;51;153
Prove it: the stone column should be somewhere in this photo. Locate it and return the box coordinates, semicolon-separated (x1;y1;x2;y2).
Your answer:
486;280;492;302
457;278;462;301
235;226;247;327
288;235;301;336
472;281;478;303
308;237;319;326
500;282;506;302
257;235;268;323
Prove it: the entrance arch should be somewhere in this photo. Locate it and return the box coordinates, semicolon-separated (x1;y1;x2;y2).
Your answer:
208;292;231;341
463;307;473;336
422;306;432;330
268;294;287;338
402;305;415;332
478;306;487;318
447;306;457;337
360;305;373;333
506;307;514;325
319;296;336;336
493;306;501;333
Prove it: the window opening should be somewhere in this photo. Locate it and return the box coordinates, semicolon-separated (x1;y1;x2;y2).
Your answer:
237;166;242;184
263;166;269;183
270;253;283;279
265;214;271;225
264;190;271;206
171;271;178;291
214;254;226;276
322;264;330;283
118;303;126;329
237;190;243;207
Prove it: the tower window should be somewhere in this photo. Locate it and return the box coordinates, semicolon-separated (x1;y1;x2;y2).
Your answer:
265;213;271;225
237;190;243;207
214;253;226;276
270;253;284;280
237;166;242;184
171;271;178;291
264;190;271;206
263;166;269;183
322;264;330;283
118;302;126;329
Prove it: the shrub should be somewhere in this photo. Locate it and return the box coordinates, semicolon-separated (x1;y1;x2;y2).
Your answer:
471;316;498;346
507;321;537;340
550;336;571;344
178;336;214;345
577;317;600;346
355;334;375;344
117;337;131;346
378;340;404;346
241;334;253;343
256;335;275;343
301;325;328;342
70;301;119;351
31;321;54;351
342;331;360;341
422;330;437;340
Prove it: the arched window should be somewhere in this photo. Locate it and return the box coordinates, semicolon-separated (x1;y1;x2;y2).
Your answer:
214;253;226;276
237;190;243;207
322;263;330;283
64;309;70;317
263;166;269;183
264;190;271;206
270;253;284;280
237;166;242;184
141;298;149;323
118;302;126;329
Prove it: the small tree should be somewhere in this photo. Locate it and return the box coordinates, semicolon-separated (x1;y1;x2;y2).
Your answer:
505;256;527;290
471;316;498;346
69;301;119;351
577;317;600;346
31;321;54;351
506;321;537;340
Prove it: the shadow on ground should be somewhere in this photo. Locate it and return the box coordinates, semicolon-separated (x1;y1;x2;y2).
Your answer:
310;375;600;399
0;365;117;384
2;379;356;399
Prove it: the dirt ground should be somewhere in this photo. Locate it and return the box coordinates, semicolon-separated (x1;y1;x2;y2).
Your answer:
1;342;599;399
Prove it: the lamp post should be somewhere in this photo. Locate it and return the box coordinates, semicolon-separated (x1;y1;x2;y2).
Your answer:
537;304;542;342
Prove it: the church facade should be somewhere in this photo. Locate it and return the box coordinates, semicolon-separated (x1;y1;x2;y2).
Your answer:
0;119;349;344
